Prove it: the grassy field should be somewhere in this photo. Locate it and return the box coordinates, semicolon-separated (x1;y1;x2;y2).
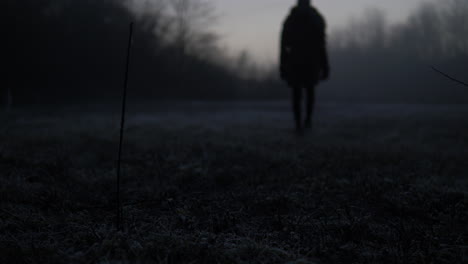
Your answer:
1;102;467;263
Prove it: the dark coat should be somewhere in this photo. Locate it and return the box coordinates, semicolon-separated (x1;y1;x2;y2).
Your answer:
280;6;329;86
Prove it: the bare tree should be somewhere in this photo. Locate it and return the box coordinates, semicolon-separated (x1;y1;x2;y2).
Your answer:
165;0;217;57
389;0;468;59
331;0;468;60
124;0;170;45
440;0;468;57
127;0;219;59
406;2;443;58
234;50;257;80
330;8;387;51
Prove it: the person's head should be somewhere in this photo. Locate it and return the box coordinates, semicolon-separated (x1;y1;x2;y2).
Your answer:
297;0;311;8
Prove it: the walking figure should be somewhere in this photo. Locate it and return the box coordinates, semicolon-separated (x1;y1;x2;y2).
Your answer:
280;0;329;133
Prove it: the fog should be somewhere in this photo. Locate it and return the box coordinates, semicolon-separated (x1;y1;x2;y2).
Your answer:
2;2;468;261
2;0;468;107
321;1;468;104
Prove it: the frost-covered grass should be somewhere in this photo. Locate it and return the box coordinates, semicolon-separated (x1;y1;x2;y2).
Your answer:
0;102;467;263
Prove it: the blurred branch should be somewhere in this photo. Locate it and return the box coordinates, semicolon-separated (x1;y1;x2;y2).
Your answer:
431;66;468;87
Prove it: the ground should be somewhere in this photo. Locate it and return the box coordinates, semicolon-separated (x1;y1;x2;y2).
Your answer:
1;102;467;264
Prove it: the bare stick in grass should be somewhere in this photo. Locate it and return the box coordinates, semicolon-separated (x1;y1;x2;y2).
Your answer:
117;22;134;231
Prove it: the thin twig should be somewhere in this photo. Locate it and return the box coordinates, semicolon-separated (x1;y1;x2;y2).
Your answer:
431;66;468;87
116;22;134;231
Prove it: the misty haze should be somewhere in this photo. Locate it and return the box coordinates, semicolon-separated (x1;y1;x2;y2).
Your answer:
1;0;467;263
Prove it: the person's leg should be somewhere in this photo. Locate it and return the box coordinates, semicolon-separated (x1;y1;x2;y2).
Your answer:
292;85;303;132
304;85;315;128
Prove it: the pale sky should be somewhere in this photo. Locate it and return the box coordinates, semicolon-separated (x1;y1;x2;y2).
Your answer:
212;0;431;63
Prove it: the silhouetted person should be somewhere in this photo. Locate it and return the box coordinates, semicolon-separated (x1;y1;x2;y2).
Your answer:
280;0;329;133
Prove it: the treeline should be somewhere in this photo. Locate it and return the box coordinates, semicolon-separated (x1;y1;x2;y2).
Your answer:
2;0;242;106
236;0;468;104
3;0;468;106
319;0;468;103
